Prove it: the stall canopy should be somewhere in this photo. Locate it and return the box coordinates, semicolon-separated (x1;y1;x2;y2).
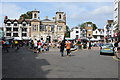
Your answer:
13;37;22;40
90;38;99;41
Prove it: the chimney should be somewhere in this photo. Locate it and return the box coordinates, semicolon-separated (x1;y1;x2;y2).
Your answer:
4;16;8;20
45;16;48;19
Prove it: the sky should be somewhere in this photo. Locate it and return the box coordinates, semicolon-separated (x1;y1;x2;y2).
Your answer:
0;2;114;29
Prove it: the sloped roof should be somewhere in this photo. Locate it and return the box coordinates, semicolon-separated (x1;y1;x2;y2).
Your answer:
4;19;31;24
42;19;52;21
31;19;40;22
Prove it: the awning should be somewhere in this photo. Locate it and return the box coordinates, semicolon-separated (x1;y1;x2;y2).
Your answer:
90;38;99;41
14;37;22;40
22;37;30;40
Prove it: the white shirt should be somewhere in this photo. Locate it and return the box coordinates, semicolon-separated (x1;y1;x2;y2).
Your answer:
34;40;37;47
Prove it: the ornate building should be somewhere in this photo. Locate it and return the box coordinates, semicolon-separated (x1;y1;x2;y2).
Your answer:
3;9;67;42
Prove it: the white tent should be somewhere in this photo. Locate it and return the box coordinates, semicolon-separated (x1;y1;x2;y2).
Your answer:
13;37;22;40
90;38;99;41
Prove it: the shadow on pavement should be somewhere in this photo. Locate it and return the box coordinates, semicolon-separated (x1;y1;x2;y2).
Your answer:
2;46;51;78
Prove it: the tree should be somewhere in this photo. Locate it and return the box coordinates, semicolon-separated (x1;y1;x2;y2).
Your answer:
78;22;98;30
19;11;32;19
66;25;70;32
65;25;70;37
93;24;97;30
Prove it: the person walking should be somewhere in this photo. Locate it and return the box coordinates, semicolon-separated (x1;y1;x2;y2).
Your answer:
4;40;9;52
114;41;118;53
60;40;65;57
37;40;42;53
88;41;92;49
33;39;38;53
66;40;71;56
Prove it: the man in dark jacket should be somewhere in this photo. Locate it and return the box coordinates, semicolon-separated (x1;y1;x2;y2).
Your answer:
60;40;65;57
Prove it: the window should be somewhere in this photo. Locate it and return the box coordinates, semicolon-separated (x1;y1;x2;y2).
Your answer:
94;36;97;39
13;28;18;31
83;34;85;37
13;33;18;37
59;14;61;19
32;25;37;31
22;33;27;37
96;31;97;34
83;30;86;33
7;23;11;26
23;24;26;26
6;28;11;31
6;33;11;36
51;25;54;32
22;28;27;32
14;23;17;26
89;34;91;36
34;13;37;18
58;26;62;31
40;25;45;31
76;35;79;39
76;31;79;33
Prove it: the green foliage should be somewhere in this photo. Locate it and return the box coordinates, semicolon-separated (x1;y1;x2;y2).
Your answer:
65;31;70;37
93;24;97;30
66;25;70;31
78;23;85;28
19;11;32;19
65;25;70;37
86;22;92;24
78;22;98;30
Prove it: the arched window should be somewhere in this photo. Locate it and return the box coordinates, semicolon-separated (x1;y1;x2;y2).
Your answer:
59;14;61;19
34;13;37;18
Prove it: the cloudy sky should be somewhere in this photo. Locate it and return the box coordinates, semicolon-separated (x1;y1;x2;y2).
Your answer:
0;2;114;29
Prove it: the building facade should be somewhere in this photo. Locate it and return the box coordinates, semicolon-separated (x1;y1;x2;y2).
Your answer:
3;9;67;42
92;29;104;41
70;27;81;40
80;28;87;40
104;20;114;42
85;23;93;40
0;27;4;39
114;0;120;41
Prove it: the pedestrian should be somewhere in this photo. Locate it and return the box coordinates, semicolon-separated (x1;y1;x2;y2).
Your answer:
66;40;71;56
33;39;38;53
2;39;5;49
14;40;19;51
114;41;118;52
4;40;9;52
117;41;120;53
37;40;42;53
60;40;65;57
88;41;92;49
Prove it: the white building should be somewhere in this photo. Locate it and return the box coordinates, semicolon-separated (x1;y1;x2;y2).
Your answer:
104;20;114;42
92;29;104;41
113;0;120;41
114;0;120;31
70;27;81;40
3;9;67;42
3;17;31;40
